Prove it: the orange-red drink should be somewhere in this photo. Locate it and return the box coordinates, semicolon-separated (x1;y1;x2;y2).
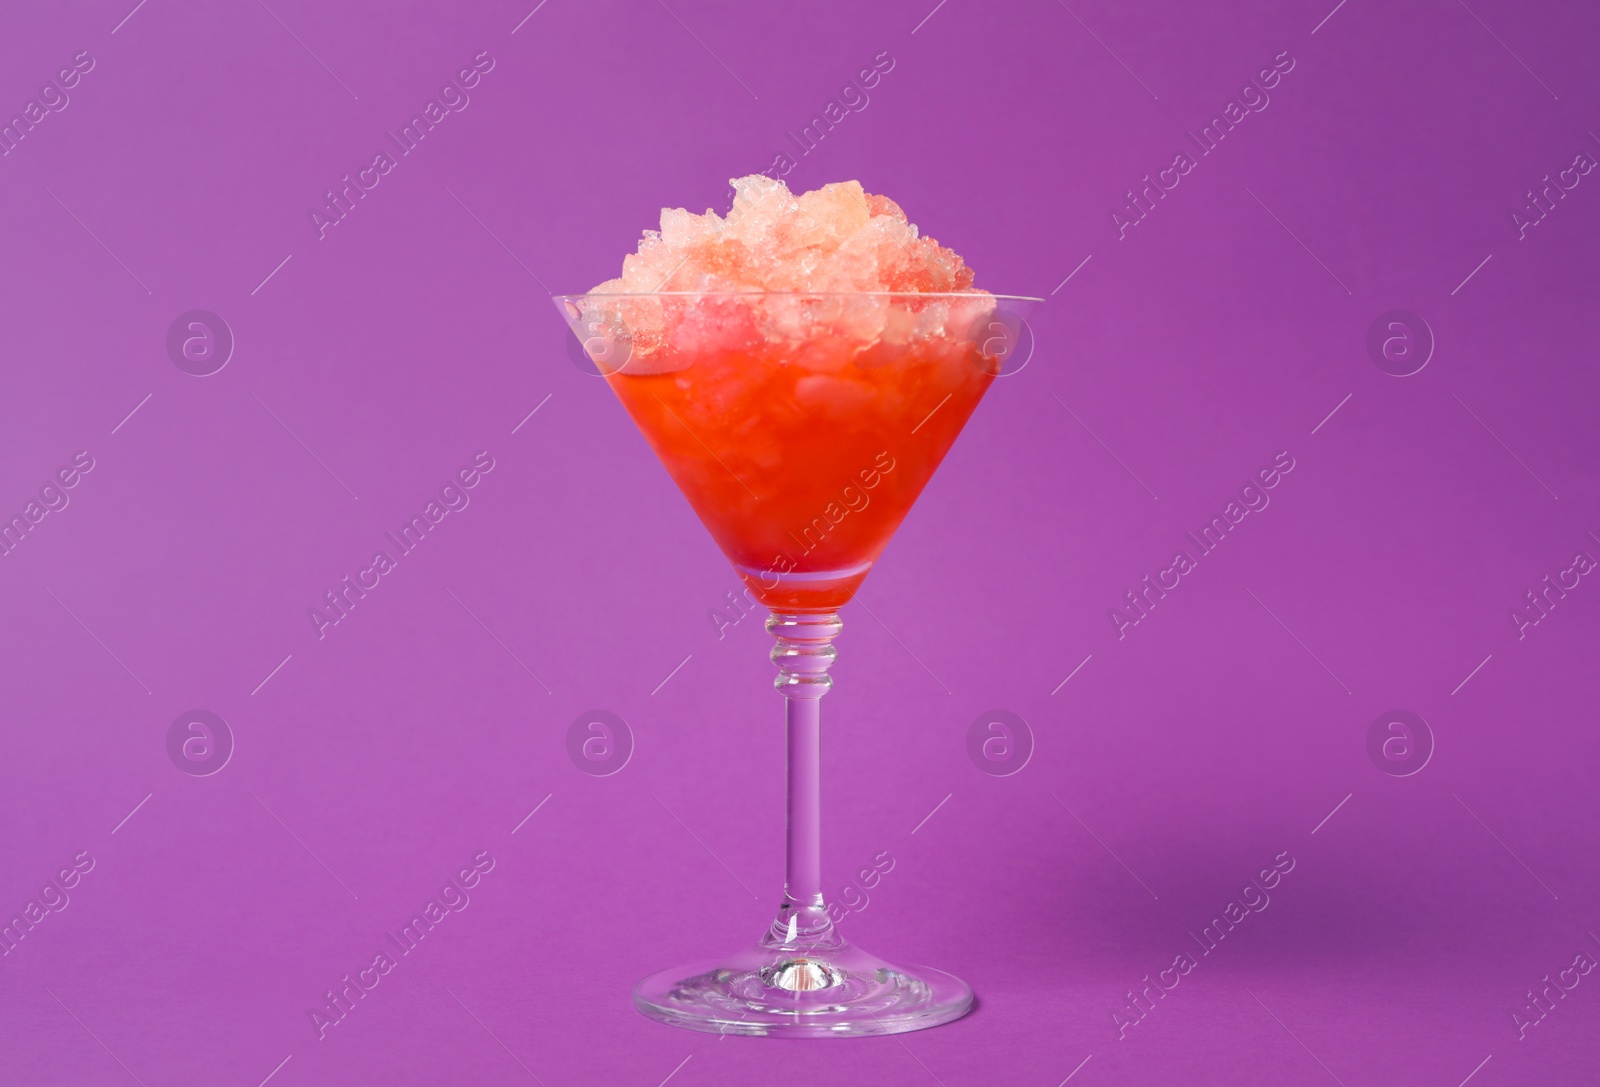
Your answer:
601;314;995;610
573;176;1005;610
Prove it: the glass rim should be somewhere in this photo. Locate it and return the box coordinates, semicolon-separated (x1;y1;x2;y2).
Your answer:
554;290;1046;303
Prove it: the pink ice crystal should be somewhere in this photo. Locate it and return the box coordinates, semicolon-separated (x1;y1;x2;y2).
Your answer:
580;177;992;373
590;176;976;295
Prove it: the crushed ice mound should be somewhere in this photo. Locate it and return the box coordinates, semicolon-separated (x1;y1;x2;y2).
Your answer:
578;177;994;374
590;176;977;295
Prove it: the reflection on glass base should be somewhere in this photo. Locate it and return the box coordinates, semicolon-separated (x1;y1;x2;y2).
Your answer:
633;940;972;1037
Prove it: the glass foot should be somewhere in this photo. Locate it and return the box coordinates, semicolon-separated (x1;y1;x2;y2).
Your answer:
633;939;972;1037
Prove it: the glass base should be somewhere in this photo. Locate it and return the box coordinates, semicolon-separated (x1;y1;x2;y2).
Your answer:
633;939;972;1037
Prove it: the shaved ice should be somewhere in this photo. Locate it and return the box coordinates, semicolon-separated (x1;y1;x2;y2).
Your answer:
578;177;995;375
591;176;976;295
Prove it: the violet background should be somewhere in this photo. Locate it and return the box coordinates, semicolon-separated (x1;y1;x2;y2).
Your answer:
2;0;1598;1084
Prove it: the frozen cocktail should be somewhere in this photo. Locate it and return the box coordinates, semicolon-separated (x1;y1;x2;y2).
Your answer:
564;175;1015;610
555;176;1038;1036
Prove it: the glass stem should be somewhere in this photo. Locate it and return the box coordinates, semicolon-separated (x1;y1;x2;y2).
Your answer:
786;696;823;908
765;612;843;948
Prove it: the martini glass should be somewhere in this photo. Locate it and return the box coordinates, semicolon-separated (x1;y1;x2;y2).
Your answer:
555;290;1039;1037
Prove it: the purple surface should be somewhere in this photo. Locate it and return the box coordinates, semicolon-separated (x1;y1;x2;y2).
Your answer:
2;0;1598;1084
